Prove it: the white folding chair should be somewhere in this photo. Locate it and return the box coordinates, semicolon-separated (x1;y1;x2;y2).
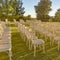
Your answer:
0;27;12;60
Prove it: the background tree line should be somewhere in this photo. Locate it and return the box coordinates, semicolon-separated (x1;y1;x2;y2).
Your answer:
0;0;60;22
0;0;25;21
35;0;60;22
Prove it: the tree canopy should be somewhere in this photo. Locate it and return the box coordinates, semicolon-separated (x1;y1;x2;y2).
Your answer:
54;9;60;22
35;0;52;21
0;0;25;20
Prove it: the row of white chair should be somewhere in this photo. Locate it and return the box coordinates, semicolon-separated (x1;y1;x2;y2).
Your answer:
27;20;60;51
0;21;12;60
17;22;45;57
14;19;60;56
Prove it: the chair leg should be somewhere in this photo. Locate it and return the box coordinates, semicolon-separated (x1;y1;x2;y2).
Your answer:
58;41;60;51
34;45;36;57
8;48;12;60
50;37;51;46
45;35;47;42
30;43;33;50
52;39;54;46
26;40;28;46
29;40;31;50
43;44;45;53
24;36;26;42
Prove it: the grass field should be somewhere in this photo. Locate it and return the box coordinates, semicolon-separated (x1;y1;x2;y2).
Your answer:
0;22;60;60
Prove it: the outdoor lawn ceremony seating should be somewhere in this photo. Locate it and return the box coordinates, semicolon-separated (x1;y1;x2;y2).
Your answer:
0;22;12;60
17;21;45;57
0;0;60;60
26;20;60;51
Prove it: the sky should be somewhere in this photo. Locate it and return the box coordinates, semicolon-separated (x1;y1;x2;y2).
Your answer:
22;0;60;18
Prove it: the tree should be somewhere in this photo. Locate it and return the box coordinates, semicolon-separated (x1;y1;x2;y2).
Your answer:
0;0;25;20
35;0;52;21
26;15;32;20
54;9;60;22
15;0;25;16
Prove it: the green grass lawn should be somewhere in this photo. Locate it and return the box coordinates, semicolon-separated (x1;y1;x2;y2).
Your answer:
0;22;60;60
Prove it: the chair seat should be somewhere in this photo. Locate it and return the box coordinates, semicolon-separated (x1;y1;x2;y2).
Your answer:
32;39;44;45
54;36;60;41
41;31;47;35
0;39;11;44
47;33;55;37
0;43;11;52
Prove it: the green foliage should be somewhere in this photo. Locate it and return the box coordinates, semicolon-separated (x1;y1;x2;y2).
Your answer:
35;0;52;22
54;9;60;22
26;15;32;20
21;15;36;21
15;0;25;16
0;0;25;21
